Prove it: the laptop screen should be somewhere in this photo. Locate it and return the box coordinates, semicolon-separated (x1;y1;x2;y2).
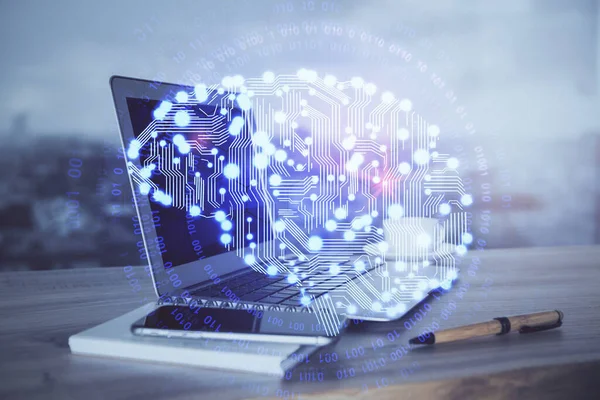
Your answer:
125;96;271;268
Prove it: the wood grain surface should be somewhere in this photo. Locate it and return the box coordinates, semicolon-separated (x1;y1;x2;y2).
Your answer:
1;245;599;400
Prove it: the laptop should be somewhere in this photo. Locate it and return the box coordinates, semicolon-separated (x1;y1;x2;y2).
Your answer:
110;75;459;325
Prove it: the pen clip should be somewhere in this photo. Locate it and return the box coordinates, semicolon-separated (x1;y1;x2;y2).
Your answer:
519;320;562;334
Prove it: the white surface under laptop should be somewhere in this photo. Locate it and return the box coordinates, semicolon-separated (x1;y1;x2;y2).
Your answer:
68;303;317;377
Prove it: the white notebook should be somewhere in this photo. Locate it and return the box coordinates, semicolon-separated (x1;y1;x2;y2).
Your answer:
69;303;317;376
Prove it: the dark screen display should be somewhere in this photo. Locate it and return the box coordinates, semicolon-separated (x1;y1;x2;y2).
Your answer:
125;97;267;268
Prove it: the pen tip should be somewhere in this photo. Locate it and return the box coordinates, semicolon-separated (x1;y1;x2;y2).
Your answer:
409;335;435;345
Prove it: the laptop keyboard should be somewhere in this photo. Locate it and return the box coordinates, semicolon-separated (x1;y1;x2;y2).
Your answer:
189;256;378;306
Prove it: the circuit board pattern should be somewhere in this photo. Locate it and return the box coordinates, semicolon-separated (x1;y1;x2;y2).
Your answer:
126;71;471;319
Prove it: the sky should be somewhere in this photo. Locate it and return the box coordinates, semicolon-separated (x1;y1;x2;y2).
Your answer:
0;0;598;141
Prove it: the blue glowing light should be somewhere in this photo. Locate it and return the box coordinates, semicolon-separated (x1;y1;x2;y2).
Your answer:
325;220;337;232
195;172;200;177
461;194;473;206
267;265;278;276
211;148;218;155
310;194;318;201
354;260;366;271
228;116;244;136
220;108;228;115
221;220;233;231
223;163;240;179
159;140;166;147
207;162;213;168
194;84;208;102
220;233;232;245
344;231;356;241
274;220;286;232
219;188;226;195
152;190;172;206
387;204;404;220
347;304;357;314
269;174;282;186
236;93;252;110
174;110;191;127
139;182;151;195
172;157;180;164
189;205;201;216
300;296;311;306
308;236;323;251
140;167;152;179
462;232;473;245
334;207;347;220
241;195;249;202
215;211;226;222
173;134;185;145
439;203;451;215
253;153;269;169
246;233;253;240
329;264;340;275
244;254;256;265
456;245;468;256
127;139;141;159
175;91;189;103
151;131;158;138
287;273;299;284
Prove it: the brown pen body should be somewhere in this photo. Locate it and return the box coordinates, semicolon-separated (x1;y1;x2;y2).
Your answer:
418;310;562;345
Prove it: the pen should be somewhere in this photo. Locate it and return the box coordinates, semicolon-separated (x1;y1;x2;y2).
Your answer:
409;310;563;345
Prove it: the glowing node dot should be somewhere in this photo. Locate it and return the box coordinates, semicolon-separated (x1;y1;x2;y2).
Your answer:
350;76;364;88
428;125;440;137
461;194;474;206
447;157;460;169
310;194;318;201
223;163;240;179
174;110;190;127
274;149;287;162
215;210;226;222
159;140;166;147
139;182;151;195
388;204;404;219
262;71;275;83
175;91;189;103
344;230;356;241
194;84;208;102
397;128;410;141
329;264;340;275
267;265;278;276
399;99;413;112
269;174;282;186
287;273;299;284
308;236;323;251
189;205;201;216
220;233;232;245
244;254;256;265
347;305;357;314
414;149;430;165
354;260;365;271
462;232;473;245
439;203;451;215
219;188;226;195
221;220;232;231
323;74;337;86
456;245;468;256
325;220;337;232
274;220;286;232
334;207;347;220
381;91;395;103
274;111;286;124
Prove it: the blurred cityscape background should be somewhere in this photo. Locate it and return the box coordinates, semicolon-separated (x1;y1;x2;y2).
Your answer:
0;0;598;271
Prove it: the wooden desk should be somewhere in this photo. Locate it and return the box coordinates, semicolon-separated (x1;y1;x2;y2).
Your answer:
1;246;600;400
